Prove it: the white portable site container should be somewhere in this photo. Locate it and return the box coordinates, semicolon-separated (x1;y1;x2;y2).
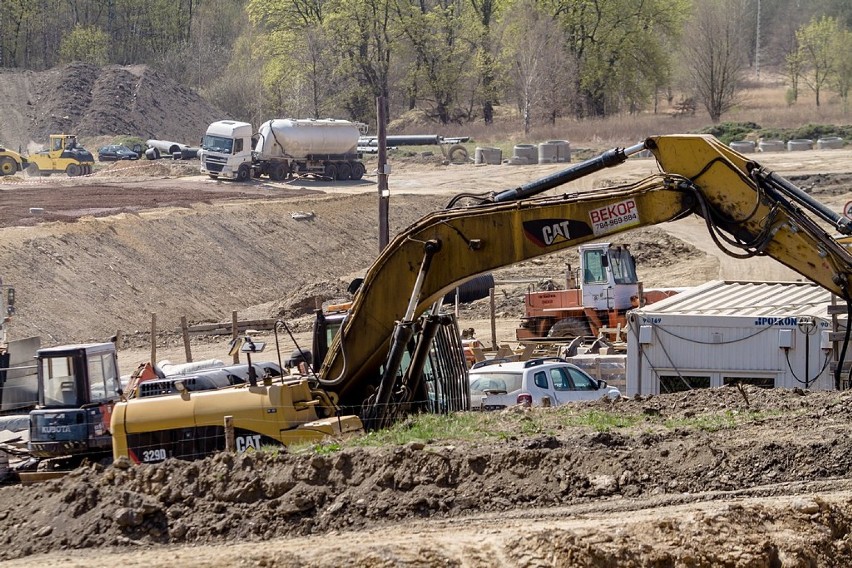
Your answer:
626;280;841;395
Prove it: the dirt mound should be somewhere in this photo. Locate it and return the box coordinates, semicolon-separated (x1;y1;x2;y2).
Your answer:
0;63;221;150
3;387;852;565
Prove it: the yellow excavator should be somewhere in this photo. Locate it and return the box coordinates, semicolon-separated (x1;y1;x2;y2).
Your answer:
26;134;95;177
112;134;852;462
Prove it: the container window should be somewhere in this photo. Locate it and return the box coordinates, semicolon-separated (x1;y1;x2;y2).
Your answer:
659;375;710;393
723;376;775;389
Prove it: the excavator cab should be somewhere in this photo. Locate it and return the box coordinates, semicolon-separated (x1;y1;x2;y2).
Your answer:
579;243;639;311
28;343;120;461
313;304;470;425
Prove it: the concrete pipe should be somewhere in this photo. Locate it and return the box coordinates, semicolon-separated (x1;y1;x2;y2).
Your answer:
474;147;502;165
513;144;538;165
787;139;814;151
817;136;844;150
448;144;469;164
145;147;160;160
538;143;558;164
180;147;200;160
729;140;755;154
758;139;785;153
547;140;571;162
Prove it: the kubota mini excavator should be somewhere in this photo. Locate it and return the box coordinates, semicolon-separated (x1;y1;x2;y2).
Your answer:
112;134;852;463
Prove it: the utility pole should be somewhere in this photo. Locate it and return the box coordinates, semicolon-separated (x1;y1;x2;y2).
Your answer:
755;0;761;79
377;96;389;251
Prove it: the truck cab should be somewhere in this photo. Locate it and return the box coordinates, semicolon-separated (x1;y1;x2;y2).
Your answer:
199;120;254;181
578;243;639;310
28;342;121;460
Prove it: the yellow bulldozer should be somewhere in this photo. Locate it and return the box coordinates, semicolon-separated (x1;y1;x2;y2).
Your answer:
0;146;27;176
26;134;95;177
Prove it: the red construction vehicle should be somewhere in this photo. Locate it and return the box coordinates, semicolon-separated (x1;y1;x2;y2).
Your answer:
516;242;679;341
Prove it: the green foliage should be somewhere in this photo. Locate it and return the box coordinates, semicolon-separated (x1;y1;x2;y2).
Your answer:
112;136;146;149
795;15;843;106
785;88;798;106
59;25;109;65
353;412;495;446
697;122;762;144
696;122;852;143
760;124;852;141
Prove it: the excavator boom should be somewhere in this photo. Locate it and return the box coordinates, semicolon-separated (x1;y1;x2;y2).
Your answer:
320;135;852;413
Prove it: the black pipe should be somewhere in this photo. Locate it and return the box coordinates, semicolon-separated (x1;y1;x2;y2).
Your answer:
753;169;852;235
492;142;646;203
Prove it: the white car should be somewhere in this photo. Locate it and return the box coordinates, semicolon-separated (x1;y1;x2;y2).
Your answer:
469;357;621;410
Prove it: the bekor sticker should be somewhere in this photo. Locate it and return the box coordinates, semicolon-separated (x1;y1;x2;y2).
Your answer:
590;198;640;235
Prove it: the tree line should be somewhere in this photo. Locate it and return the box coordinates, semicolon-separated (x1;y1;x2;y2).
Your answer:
1;0;850;130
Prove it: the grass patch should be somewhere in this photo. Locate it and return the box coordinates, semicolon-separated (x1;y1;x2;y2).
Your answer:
283;405;798;456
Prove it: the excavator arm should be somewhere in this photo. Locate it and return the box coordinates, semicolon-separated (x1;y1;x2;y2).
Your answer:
319;134;852;418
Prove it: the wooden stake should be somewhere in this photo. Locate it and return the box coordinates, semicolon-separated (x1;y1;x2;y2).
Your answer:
231;311;239;364
150;312;157;364
224;416;235;452
181;316;192;363
490;287;497;350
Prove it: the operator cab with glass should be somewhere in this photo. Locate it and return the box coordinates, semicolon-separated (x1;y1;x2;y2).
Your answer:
580;243;640;311
28;342;121;460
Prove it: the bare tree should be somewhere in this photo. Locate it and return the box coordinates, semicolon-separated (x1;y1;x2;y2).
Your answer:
680;0;750;123
501;0;573;134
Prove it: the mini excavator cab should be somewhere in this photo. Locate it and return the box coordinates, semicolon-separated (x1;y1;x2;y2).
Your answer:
28;342;121;461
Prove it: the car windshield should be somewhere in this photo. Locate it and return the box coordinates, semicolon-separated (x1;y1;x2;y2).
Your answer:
202;135;234;154
469;372;522;394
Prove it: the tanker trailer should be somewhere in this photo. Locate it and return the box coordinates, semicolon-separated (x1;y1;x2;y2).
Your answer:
199;118;367;182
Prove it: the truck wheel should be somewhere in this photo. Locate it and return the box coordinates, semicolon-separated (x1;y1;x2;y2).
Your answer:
337;162;352;180
0;157;16;176
323;163;338;180
350;161;365;180
547;317;591;338
65;163;80;177
236;164;250;182
208;174;219;179
270;163;287;181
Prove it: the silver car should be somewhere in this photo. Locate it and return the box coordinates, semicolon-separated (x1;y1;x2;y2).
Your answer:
469;357;621;410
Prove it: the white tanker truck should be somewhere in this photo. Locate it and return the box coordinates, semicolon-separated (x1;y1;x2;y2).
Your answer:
199;118;368;182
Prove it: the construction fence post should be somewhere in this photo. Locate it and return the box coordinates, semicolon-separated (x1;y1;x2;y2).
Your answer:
150;312;157;365
181;316;192;362
224;416;235;452
231;311;239;364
